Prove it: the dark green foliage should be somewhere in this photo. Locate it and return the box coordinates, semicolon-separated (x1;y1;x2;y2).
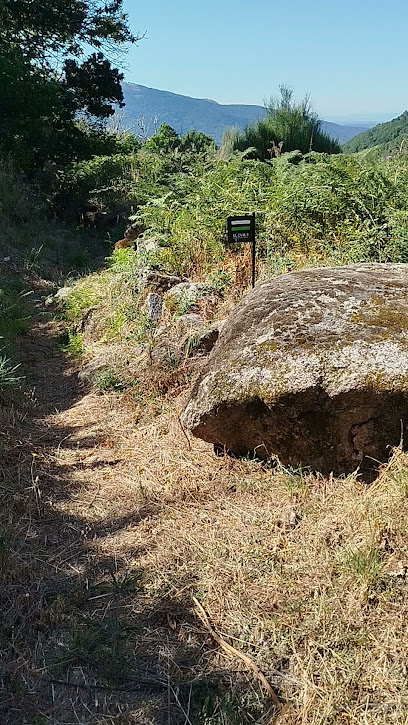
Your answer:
145;124;181;154
54;131;215;218
63;52;126;119
0;275;29;392
145;125;215;156
50;127;408;279
179;130;215;154
0;0;133;56
54;153;138;214
230;86;341;159
0;0;137;171
53;148;173;217
344;112;408;153
0;280;29;340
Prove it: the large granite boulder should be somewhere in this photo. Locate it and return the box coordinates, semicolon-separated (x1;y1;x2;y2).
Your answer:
181;264;408;475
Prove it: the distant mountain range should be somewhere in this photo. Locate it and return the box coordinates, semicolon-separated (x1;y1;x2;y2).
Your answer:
120;84;370;146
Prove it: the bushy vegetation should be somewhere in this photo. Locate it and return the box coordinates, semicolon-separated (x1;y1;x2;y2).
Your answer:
145;123;215;155
223;86;341;160
344;111;408;153
62;144;408;282
0;0;138;172
55;137;408;413
4;109;408;397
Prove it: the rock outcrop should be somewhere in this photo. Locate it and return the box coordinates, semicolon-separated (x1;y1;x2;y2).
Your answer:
181;264;408;475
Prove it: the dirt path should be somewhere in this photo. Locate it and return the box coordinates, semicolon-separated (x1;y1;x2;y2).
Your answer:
1;302;257;725
5;295;408;725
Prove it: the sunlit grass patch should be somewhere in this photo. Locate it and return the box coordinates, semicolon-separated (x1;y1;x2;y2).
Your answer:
61;331;85;358
0;353;21;389
341;544;385;586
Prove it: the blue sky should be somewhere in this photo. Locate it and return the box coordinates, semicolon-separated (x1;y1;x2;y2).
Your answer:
122;0;408;122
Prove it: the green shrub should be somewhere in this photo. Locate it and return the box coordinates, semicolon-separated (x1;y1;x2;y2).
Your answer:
126;312;155;344
59;129;408;316
228;86;341;159
62;332;85;358
95;368;124;392
0;282;30;339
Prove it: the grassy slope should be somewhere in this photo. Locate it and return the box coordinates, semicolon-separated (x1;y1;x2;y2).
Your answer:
3;153;408;723
3;303;408;724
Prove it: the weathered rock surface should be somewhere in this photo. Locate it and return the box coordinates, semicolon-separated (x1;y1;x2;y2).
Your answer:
196;320;225;353
48;286;73;306
181;264;408;475
144;292;163;322
144;271;187;294
124;221;144;241
136;236;160;256
184;320;225;356
177;313;204;334
163;282;213;313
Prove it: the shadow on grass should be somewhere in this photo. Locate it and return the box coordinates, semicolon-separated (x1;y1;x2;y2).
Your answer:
0;315;276;724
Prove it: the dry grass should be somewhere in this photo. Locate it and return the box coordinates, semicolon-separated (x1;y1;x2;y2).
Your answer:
86;412;408;724
2;303;408;723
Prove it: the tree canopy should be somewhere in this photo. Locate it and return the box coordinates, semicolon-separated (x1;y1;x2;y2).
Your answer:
145;124;215;155
0;0;137;170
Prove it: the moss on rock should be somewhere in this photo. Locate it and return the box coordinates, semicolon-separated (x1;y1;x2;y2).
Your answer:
181;263;408;475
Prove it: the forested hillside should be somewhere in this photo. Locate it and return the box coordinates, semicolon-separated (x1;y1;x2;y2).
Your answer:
344;111;408;153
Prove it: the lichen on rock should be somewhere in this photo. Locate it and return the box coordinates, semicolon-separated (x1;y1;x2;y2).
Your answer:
181;263;408;475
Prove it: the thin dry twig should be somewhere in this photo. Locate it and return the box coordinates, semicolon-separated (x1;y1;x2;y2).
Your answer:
192;595;281;710
178;415;192;450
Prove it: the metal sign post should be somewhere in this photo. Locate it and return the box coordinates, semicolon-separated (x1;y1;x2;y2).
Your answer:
226;212;256;287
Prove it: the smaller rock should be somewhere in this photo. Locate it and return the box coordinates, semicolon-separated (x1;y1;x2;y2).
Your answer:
150;339;181;366
184;320;225;356
144;292;163;322
137;236;160;256
51;286;72;306
197;321;225;353
177;313;204;335
124;221;144;240
164;282;211;313
144;271;187;294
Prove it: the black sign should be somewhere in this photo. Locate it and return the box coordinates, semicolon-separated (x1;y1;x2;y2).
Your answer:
226;213;255;244
226;212;256;287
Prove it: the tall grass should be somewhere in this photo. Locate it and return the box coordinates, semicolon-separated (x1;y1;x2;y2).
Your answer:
0;354;21;389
